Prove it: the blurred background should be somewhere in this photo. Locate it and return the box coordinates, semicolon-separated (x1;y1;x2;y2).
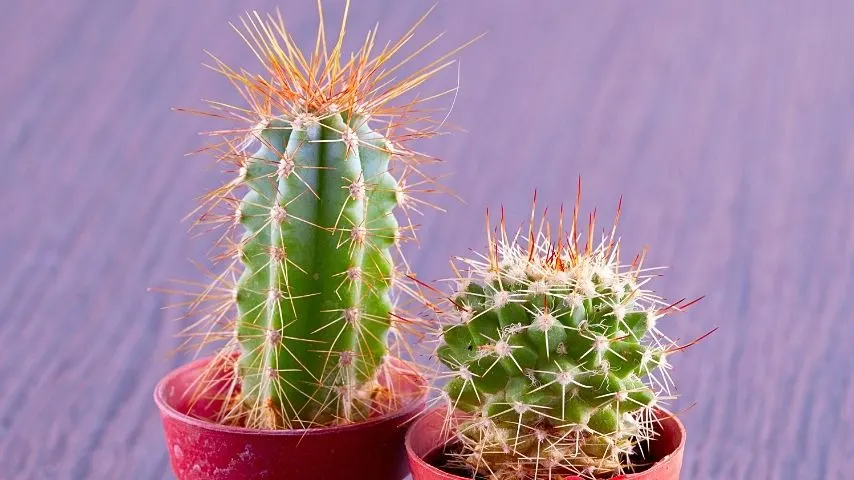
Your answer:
2;1;853;478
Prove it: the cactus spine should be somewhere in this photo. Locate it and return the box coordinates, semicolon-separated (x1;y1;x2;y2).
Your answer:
431;190;705;479
178;4;471;429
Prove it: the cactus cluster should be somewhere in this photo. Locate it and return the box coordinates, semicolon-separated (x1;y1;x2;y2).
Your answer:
177;4;472;429
431;192;704;479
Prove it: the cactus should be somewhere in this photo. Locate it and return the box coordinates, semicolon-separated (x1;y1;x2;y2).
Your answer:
175;3;475;429
430;189;708;479
229;108;400;428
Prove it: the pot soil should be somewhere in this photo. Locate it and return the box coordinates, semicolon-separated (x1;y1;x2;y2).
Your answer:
406;407;685;480
154;355;427;480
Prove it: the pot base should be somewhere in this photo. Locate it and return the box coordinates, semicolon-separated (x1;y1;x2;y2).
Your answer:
155;355;427;480
406;407;686;480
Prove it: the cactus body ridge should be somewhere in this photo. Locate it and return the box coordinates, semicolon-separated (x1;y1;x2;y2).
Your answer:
233;112;398;427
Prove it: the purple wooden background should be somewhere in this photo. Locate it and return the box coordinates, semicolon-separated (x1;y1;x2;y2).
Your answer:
2;1;853;478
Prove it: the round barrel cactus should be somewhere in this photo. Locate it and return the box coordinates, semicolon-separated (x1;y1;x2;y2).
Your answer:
432;191;708;479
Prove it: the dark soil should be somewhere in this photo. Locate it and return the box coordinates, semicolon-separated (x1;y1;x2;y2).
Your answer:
424;442;480;478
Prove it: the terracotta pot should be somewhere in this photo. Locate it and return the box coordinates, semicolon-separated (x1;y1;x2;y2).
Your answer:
154;355;427;480
406;407;685;480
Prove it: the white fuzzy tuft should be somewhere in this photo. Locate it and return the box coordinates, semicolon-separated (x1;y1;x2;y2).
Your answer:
492;290;511;308
343;126;360;150
534;312;557;332
270;205;287;223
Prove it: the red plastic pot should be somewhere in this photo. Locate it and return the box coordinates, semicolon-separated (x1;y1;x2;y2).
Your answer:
154;355;428;480
406;407;685;480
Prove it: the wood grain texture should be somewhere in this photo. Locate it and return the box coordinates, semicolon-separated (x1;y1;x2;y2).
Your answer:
1;1;852;478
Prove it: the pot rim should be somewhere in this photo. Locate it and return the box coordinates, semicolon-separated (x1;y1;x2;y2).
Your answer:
405;406;687;479
154;355;428;437
404;406;457;477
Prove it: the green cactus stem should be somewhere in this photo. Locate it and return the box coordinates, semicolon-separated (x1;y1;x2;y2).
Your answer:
234;112;400;427
431;190;706;479
175;3;477;429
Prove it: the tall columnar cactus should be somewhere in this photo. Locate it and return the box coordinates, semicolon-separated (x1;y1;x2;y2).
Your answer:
232;111;401;427
177;4;474;429
431;191;708;479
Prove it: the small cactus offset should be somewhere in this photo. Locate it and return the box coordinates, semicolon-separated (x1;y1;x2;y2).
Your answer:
176;3;474;430
430;189;708;479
